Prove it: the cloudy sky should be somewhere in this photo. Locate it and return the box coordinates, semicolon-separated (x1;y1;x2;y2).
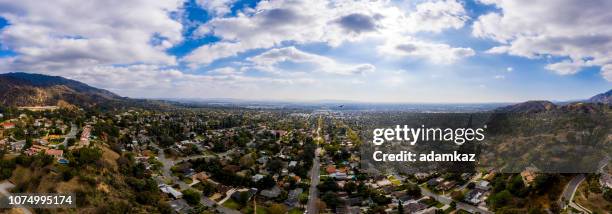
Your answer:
0;0;610;103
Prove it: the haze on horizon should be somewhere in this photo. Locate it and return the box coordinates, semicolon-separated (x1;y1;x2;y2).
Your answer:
0;0;610;103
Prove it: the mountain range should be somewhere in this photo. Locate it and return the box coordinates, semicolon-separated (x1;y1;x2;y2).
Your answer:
494;89;611;113
0;72;609;111
0;72;173;110
588;89;612;104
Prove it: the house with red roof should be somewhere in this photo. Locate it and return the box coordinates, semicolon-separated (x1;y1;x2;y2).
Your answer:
2;122;15;129
45;149;64;158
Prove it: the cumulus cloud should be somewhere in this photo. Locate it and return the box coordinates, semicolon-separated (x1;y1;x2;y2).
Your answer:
0;0;184;72
185;0;471;66
544;60;585;75
600;65;612;82
247;46;376;75
184;0;347;66
0;0;317;98
406;0;468;33
0;0;487;100
473;0;612;81
208;67;241;75
335;13;379;33
2;62;315;99
196;0;235;17
379;39;475;64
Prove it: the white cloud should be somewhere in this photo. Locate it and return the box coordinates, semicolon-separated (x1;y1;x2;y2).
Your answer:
494;75;505;79
208;67;241;75
184;42;246;66
7;63;316;99
406;0;468;33
0;0;505;101
379;39;475;64
0;0;183;72
544;60;584;75
185;0;373;66
196;0;235;17
247;46;375;75
473;0;612;81
184;0;471;66
600;65;612;82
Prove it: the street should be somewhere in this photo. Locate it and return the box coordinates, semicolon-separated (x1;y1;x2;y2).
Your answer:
561;174;584;204
561;174;591;213
62;123;78;148
0;180;32;214
306;121;323;214
151;143;239;214
306;149;321;214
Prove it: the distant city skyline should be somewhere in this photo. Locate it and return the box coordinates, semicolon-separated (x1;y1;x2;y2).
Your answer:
0;0;610;102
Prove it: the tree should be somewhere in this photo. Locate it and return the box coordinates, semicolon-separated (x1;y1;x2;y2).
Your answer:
549;201;561;214
182;189;201;205
268;203;287;214
74;147;102;165
451;191;465;202
136;190;161;205
0;158;15;179
237;191;251;205
508;175;527;196
487;190;512;209
398;200;404;214
316;199;327;212
267;158;284;173
467;182;476;189
603;188;612;202
200;182;216;197
239;154;255;168
157;202;173;214
23;137;32;150
528;206;545;214
299;192;309;205
321;191;341;211
256;175;276;189
344;181;357;194
66;138;76;147
492;175;506;193
318;178;339;192
371;192;391;205
404;183;421;198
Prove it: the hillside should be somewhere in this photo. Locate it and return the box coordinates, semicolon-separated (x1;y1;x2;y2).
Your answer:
495;89;611;113
495;100;557;113
587;89;612;104
0;72;174;110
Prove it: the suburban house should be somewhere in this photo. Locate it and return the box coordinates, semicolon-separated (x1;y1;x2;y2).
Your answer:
1;122;15;129
159;184;183;199
45;149;64;159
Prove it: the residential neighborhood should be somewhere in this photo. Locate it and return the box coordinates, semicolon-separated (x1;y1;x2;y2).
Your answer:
0;105;611;214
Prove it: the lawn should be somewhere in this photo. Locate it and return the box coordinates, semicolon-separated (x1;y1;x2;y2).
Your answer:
288;208;304;214
222;199;242;210
241;205;268;214
388;176;401;186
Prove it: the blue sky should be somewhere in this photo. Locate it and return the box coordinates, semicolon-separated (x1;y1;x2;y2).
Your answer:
0;0;610;102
